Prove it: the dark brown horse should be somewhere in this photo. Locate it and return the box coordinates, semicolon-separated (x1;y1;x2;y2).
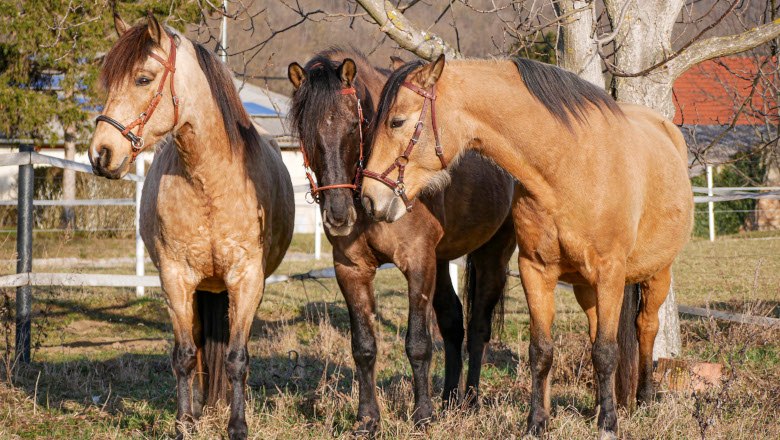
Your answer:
89;15;294;439
361;56;693;438
288;49;517;433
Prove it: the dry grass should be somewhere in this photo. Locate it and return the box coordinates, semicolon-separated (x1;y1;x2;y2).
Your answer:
0;232;778;439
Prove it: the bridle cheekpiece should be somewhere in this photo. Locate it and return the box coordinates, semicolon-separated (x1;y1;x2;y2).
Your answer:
95;34;179;163
300;86;366;204
361;81;446;212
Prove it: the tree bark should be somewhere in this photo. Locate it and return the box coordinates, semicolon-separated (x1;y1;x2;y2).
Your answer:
556;0;604;87
62;124;77;230
354;0;461;61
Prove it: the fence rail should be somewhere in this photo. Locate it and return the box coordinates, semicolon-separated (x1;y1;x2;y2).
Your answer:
2;150;778;363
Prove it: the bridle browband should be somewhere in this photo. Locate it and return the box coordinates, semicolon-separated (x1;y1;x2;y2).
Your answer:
300;85;366;204
95;34;179;163
361;82;446;212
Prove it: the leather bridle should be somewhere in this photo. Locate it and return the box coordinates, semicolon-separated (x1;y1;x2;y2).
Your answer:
95;34;179;163
300;86;366;204
361;82;446;212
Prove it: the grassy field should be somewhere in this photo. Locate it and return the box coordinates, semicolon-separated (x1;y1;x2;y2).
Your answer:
0;232;778;439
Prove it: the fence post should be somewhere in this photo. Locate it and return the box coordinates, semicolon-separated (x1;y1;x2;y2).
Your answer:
15;144;34;363
135;158;145;297
707;164;715;242
449;262;458;296
314;204;322;260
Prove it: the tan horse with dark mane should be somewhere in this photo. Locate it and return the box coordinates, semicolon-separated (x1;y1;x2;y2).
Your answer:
361;56;693;438
88;14;294;440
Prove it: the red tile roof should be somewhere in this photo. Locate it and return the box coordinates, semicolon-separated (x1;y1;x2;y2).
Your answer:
673;57;778;125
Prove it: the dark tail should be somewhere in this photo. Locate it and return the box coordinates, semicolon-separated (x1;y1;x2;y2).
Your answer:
615;284;639;409
462;255;506;338
197;290;230;405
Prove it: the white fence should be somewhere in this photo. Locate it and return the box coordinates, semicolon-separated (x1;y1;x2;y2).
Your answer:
2;152;778;291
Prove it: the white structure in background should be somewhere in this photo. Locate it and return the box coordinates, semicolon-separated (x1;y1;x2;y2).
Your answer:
0;77;318;233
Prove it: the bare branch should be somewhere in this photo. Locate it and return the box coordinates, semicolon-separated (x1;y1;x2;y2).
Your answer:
669;18;780;80
354;0;461;61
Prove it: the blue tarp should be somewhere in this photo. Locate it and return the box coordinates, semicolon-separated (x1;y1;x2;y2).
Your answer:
242;102;279;116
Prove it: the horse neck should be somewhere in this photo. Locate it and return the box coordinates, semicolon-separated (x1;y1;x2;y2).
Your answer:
173;97;242;188
442;61;579;184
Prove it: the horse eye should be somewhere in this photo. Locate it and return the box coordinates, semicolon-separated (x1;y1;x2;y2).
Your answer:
135;77;151;87
390;118;405;129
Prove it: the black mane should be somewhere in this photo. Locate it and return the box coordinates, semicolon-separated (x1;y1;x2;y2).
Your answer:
373;58;622;131
289;55;344;159
512;57;622;128
289;48;379;162
374;60;424;129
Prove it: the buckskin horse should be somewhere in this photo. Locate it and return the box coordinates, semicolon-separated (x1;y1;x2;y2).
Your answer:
88;14;294;439
360;56;693;438
288;49;516;432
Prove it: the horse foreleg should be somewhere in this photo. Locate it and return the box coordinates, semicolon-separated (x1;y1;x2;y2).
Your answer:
636;265;672;405
225;264;265;440
432;260;464;408
592;263;628;439
518;257;558;436
402;258;437;426
160;272;199;437
334;263;380;434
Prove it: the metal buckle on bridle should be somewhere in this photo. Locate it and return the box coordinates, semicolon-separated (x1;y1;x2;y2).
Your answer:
305;191;318;204
131;137;145;152
297;84;366;204
361;82;446;212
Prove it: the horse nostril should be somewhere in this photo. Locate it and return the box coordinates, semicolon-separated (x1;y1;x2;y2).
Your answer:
98;146;112;168
361;196;374;218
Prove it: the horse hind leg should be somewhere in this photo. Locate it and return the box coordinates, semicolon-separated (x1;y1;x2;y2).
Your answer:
636;265;673;405
194;290;230;418
464;219;515;406
432;260;464;408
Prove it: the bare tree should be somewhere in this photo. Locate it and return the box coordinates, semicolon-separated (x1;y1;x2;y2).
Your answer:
352;0;780;367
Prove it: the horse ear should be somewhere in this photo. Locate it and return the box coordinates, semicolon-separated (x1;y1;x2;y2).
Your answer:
339;59;357;87
288;63;306;90
113;13;129;37
146;11;162;44
390;56;405;70
419;54;446;88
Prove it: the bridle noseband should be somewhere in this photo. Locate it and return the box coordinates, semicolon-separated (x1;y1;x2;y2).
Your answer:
362;82;446;212
300;86;366;204
95;34;179;163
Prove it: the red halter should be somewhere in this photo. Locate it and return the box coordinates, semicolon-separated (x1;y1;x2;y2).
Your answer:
362;82;446;212
95;34;179;163
300;86;366;204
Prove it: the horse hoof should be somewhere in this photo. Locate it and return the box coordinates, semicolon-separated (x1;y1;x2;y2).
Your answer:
353;417;378;438
598;429;618;440
411;410;433;428
228;420;248;440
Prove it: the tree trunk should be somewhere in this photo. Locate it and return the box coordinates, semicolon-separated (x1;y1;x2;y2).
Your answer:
62;124;77;230
604;0;685;360
556;0;604;87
